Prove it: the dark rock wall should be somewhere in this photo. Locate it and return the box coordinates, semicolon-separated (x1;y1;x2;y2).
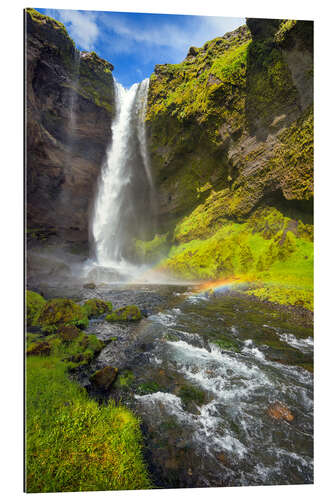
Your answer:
25;9;115;243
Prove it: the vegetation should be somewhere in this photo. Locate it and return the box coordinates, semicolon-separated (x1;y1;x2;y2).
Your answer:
83;298;113;318
135;233;169;262
179;384;206;409
26;335;152;492
159;205;313;310
38;298;89;333
106;305;142;322
26;290;46;327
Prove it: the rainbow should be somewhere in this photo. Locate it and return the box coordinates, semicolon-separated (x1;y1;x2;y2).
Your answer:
192;277;246;296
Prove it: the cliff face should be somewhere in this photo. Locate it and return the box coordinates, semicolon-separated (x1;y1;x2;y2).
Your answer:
25;9;115;243
145;18;313;309
146;19;313;232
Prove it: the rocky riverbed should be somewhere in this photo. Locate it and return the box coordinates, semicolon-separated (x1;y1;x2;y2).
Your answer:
35;280;313;488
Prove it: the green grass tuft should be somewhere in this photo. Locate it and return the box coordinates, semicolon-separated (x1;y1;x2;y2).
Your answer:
26;340;152;492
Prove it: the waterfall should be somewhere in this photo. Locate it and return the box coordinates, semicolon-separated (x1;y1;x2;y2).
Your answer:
92;78;154;269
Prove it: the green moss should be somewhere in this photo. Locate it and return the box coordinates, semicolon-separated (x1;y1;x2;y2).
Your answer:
274;20;297;45
26;353;152;492
76;52;115;114
106;305;142;322
27;341;51;357
159;205;313;309
137;381;161;394
83;299;112;318
134;233;169;262
270;107;313;200
212;338;240;352
26;290;46;327
246;36;299;129
58;325;80;342
26;8;72;40
179;384;206;409
115;370;135;389
38;298;89;333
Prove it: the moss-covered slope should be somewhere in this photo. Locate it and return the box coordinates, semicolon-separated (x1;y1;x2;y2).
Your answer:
145;18;313;309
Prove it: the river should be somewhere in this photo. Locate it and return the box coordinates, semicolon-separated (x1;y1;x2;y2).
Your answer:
38;280;313;488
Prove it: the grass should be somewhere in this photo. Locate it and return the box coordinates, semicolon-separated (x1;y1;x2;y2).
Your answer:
158;206;313;310
25;335;152;492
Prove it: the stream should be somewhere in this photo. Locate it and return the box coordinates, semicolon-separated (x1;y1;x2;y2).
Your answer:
38;281;313;488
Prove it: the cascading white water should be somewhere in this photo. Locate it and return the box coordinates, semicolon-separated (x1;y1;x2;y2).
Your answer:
92;78;153;270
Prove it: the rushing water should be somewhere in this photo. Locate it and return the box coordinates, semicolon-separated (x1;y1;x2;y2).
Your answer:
92;79;153;270
56;283;312;489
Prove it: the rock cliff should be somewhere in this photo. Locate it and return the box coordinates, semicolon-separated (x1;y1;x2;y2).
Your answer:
25;8;115;244
146;19;313;232
144;18;313;309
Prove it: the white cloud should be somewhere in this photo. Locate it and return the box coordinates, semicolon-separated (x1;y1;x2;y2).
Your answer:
99;13;245;61
45;9;99;51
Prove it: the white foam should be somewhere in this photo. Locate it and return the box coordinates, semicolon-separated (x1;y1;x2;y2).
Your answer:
278;333;314;352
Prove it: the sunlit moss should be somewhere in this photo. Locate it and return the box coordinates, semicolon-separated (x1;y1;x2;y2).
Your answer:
26;290;46;327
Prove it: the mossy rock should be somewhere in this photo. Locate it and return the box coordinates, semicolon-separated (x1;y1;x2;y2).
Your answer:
178;383;206;410
106;305;142;322
26;290;46;327
83;283;96;289
38;298;89;333
27;341;51;357
62;333;104;368
83;298;112;318
90;366;118;391
213;338;240;352
114;370;135;389
58;325;80;342
137;381;161;394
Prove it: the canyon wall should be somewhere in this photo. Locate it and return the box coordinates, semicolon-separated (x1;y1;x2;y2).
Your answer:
26;8;115;244
146;19;313;233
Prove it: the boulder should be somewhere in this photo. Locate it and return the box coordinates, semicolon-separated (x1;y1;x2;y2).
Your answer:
38;298;89;333
83;298;112;318
90;366;118;390
106;305;142;322
27;341;51;356
267;402;294;422
58;325;80;342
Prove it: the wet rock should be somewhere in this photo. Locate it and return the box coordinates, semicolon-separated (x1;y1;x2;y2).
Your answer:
106;305;142;322
58;325;80;342
90;366;118;391
267;402;294;422
83;283;96;289
27;341;51;356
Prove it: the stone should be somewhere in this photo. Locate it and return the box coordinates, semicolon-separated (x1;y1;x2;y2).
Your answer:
58;325;80;342
267;402;294;422
106;305;142;322
27;341;51;356
90;366;118;391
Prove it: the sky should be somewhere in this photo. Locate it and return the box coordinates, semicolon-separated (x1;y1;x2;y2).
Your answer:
37;8;245;87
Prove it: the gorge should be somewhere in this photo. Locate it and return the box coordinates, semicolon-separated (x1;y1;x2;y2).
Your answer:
25;8;314;492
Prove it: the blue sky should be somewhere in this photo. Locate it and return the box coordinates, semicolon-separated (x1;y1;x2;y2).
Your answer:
37;8;244;87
